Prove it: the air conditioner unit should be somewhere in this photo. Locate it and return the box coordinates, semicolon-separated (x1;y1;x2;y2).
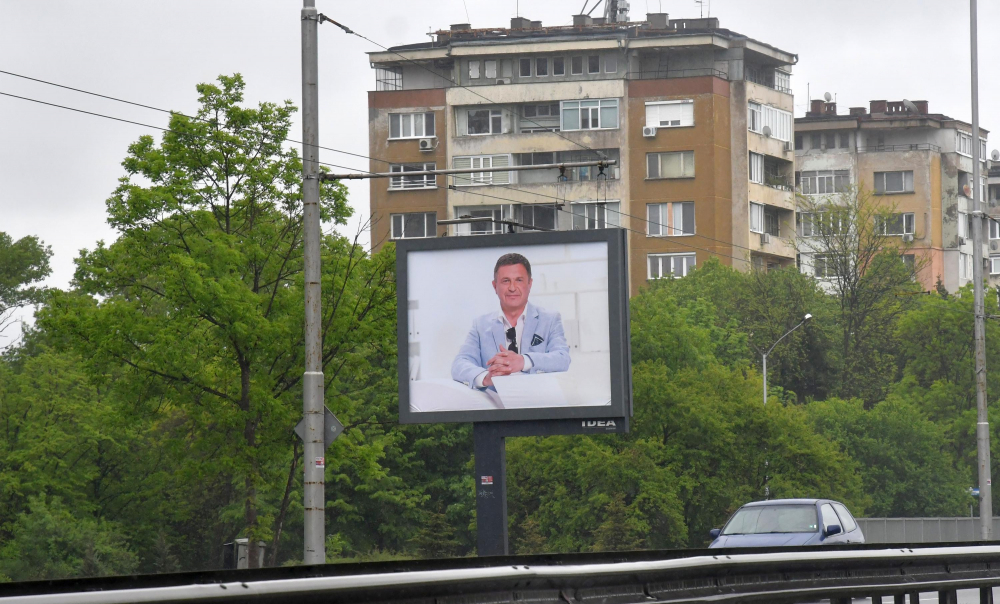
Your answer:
784;140;793;152
902;233;914;243
642;126;657;138
496;78;511;85
992;241;999;251
760;233;771;245
418;137;436;152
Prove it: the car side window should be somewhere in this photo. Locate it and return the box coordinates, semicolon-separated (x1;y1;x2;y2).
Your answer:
832;503;858;532
820;504;840;530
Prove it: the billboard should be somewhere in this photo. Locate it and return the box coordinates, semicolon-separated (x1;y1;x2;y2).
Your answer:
396;229;631;424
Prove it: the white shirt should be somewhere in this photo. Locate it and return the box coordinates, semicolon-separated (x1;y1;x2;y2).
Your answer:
473;308;534;388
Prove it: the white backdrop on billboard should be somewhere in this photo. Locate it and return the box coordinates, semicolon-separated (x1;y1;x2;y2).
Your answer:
406;241;611;414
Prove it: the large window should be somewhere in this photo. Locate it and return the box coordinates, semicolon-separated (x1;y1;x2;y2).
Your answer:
571;201;620;230
520;103;561;133
467;108;502;135
519;204;557;231
813;254;837;279
957;131;973;156
391;212;436;239
389;112;435;139
799;212;846;237
454;206;512;235
648;253;696;279
876;212;915;236
562;99;619;130
452;155;511;186
647;202;695;236
748;102;792;141
874;171;914;194
514;150;620;183
798;170;850;195
588;55;600;74
553;57;565;76
645;100;694;128
389;163;437;190
991;256;1000;276
647;151;695;179
535;57;548;76
519;58;532;77
571;56;583;75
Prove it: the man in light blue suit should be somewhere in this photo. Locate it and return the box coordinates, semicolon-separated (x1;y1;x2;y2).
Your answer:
452;252;570;390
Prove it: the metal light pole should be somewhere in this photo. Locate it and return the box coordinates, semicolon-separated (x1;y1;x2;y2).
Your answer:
969;0;992;541
301;0;326;564
762;314;811;407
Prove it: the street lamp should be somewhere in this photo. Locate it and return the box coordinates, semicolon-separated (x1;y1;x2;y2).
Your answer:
763;314;812;407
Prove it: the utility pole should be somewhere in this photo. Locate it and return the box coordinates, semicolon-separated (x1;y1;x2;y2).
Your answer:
301;0;326;564
969;0;992;541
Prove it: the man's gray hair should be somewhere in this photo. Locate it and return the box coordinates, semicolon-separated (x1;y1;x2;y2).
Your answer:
494;253;531;278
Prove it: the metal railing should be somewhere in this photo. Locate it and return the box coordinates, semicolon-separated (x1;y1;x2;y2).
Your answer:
859;517;1000;544
5;544;1000;603
858;143;942;153
627;67;728;80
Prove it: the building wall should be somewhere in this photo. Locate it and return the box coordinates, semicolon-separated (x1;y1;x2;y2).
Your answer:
627;76;733;295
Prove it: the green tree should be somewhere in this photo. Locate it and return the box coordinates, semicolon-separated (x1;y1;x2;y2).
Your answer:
38;74;395;568
0;232;51;341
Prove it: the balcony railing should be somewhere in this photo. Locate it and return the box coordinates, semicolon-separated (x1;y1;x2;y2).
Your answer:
858;143;941;153
626;67;728;80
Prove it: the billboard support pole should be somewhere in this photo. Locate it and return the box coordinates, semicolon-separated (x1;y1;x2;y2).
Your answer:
474;422;508;556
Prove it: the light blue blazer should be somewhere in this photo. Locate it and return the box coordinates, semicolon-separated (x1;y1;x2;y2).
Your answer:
451;303;571;389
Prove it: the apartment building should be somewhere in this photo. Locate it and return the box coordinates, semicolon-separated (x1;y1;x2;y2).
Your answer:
795;99;989;293
367;11;797;294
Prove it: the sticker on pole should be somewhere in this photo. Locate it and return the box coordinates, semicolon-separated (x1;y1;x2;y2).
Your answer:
315;457;325;469
481;475;493;485
293;406;345;450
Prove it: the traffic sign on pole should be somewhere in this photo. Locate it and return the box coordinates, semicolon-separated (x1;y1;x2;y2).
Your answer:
294;406;344;451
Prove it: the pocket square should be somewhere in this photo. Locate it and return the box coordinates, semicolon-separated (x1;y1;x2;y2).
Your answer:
531;334;544;346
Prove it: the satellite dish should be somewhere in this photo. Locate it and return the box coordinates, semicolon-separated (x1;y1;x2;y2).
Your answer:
823;92;832;102
903;99;919;113
762;125;772;138
992;149;1000;161
963;184;973;197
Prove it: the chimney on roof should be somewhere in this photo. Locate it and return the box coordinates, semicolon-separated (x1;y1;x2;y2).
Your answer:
646;13;669;29
913;100;929;114
510;16;531;29
530;20;542;28
824;102;837;115
573;14;593;26
808;99;824;117
450;23;470;32
870;100;888;115
849;107;867;117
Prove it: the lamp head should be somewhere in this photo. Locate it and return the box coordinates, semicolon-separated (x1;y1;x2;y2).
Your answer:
804;313;813;322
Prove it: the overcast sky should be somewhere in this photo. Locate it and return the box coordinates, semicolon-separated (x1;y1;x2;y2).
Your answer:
2;0;998;345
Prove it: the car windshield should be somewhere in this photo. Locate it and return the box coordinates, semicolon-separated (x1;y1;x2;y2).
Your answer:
721;505;819;535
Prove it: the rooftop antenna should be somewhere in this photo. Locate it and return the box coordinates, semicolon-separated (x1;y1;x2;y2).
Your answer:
823;91;832;102
694;0;704;18
991;149;999;161
902;99;919;113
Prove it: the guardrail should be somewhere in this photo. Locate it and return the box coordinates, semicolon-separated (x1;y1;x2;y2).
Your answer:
3;544;1000;603
859;517;1000;544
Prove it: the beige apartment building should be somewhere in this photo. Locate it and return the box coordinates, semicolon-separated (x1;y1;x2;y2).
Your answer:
367;11;797;294
795;99;989;293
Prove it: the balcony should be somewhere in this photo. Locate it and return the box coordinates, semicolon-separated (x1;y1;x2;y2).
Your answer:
857;144;941;153
754;232;796;259
750;182;794;211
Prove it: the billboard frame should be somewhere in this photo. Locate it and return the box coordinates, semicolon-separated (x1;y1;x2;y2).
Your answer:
395;228;632;425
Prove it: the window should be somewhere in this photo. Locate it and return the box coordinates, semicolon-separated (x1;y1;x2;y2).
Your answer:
814;254;837;279
485;60;497;79
799;212;845;237
389;163;436;189
647;151;695;179
982;138;989;160
824;132;836;150
748;102;761;133
820;504;840;532
588;55;600;73
571;56;583;75
990;219;1000;240
958;211;969;239
748;103;792;141
810;133;821;149
391;212;436;239
957;131;973;156
375;66;402;91
523;103;559;118
389;112;435;139
774;70;791;92
519;103;561;132
467;108;502;135
452;155;511;186
605;55;617;73
645;100;694;128
571;201;620;230
536;57;548;76
649;253;696;279
454;206;510;235
961;252;973;280
553;57;565;76
876;212;915;236
874;171;914;194
795;134;803;150
764;207;780;236
991;256;1000;275
519;58;532;77
799;170;850;194
750;202;765;233
749;152;764;184
839;132;851;149
469;60;481;80
520;205;557;231
647;202;695;236
562;99;619;130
